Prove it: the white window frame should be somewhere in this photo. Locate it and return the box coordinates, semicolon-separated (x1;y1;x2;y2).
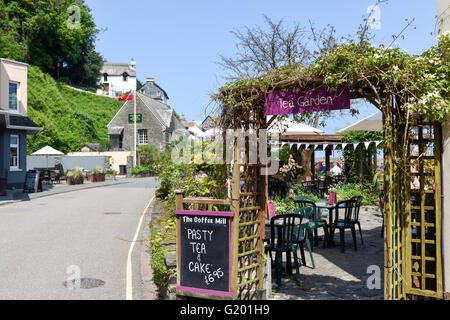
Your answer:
9;81;19;112
138;129;148;145
10;134;19;170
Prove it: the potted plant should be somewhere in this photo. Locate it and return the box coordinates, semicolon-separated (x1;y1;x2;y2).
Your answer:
90;167;105;183
67;168;85;185
103;169;117;181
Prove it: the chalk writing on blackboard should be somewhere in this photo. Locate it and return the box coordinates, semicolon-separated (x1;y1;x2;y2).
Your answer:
23;171;42;193
175;210;233;297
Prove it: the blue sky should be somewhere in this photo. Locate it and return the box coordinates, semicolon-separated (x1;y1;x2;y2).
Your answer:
85;0;438;133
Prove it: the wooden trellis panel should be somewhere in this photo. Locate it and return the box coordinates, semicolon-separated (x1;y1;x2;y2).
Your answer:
384;106;407;300
405;123;443;299
231;129;266;300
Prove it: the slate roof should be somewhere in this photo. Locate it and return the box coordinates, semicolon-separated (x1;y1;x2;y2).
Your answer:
107;93;190;138
81;143;100;151
9;115;41;128
2;113;42;134
100;62;136;77
108;126;124;135
138;93;173;128
139;81;169;100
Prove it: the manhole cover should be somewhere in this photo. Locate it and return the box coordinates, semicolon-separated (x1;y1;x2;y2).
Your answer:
63;278;105;289
104;212;122;215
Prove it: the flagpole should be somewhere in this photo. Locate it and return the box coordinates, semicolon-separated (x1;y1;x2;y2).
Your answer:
134;90;137;167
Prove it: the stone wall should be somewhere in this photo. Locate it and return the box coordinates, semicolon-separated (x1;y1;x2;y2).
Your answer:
109;98;166;152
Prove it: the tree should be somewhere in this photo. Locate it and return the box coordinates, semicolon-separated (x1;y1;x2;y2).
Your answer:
217;15;340;174
218;15;313;81
0;0;102;87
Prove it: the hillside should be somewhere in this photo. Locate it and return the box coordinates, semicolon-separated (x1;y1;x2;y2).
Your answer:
26;65;123;154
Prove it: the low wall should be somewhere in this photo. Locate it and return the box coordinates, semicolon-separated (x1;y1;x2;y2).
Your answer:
27;156;108;173
67;151;133;174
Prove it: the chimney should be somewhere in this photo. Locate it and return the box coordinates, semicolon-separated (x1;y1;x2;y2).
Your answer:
129;58;136;70
181;114;186;121
146;77;154;83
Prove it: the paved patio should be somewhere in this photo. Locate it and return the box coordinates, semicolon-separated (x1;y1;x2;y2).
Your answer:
268;206;384;300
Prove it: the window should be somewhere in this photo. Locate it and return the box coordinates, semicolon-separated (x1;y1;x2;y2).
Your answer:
122;73;128;82
138;129;148;145
9;82;18;111
103;73;108;82
10;135;19;169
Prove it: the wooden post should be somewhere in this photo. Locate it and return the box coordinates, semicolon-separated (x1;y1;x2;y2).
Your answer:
325;146;331;187
310;147;315;180
230;136;240;299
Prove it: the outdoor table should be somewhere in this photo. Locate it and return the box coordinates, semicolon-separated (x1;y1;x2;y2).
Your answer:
315;202;337;245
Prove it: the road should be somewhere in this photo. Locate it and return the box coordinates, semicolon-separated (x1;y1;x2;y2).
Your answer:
0;177;158;300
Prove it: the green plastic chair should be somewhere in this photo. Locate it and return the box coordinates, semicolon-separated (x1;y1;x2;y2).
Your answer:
293;207;317;269
295;199;329;251
264;214;304;285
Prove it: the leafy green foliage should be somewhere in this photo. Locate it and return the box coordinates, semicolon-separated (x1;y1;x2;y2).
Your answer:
138;145;160;167
0;0;102;87
149;221;176;287
26;65;123;154
329;182;378;206
131;165;154;175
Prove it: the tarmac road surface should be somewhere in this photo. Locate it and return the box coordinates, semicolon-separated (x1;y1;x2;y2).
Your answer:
0;177;157;300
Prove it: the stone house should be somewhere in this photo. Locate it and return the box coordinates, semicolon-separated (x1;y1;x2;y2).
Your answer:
200;115;220;131
107;92;188;153
138;77;169;104
0;58;42;188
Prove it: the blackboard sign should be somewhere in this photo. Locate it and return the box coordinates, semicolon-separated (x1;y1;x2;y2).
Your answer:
23;171;42;193
175;210;233;298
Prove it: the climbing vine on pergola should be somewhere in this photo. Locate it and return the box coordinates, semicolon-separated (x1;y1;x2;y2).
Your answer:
213;33;449;300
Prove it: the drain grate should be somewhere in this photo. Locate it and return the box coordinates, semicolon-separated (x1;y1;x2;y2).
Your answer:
63;278;105;289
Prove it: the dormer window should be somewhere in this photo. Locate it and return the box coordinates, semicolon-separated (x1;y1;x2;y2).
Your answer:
103;73;108;82
122;72;129;82
9;82;18;111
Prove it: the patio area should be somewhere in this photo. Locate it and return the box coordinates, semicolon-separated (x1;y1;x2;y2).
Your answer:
268;205;384;300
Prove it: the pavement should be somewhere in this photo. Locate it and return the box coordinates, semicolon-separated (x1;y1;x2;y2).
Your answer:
0;176;133;206
0;177;159;300
269;206;385;300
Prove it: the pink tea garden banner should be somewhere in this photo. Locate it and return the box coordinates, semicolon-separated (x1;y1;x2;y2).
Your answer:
264;85;350;116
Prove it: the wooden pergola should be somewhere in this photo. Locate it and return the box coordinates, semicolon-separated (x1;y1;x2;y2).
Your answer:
174;62;444;299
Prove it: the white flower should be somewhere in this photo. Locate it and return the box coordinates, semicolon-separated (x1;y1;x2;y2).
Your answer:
393;65;399;71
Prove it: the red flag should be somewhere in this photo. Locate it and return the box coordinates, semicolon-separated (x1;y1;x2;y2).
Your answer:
118;92;134;101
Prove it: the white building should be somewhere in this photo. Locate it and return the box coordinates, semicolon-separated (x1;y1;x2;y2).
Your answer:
97;58;137;97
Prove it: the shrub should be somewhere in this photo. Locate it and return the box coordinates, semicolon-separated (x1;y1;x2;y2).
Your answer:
132;165;154;175
329;182;378;205
103;169;117;175
66;168;85;179
91;167;103;175
138;145;159;167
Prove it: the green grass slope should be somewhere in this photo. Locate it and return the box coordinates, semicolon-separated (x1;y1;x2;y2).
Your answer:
26;66;123;154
